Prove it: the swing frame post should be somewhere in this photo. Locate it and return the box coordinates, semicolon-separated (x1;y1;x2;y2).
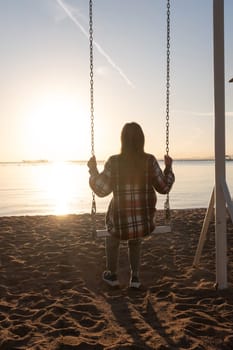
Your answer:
214;0;227;289
194;0;233;290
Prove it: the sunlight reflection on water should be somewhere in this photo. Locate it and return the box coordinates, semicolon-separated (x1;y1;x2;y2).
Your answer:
0;160;233;216
0;162;89;216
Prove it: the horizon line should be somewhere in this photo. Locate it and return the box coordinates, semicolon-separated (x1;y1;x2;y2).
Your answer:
1;157;232;164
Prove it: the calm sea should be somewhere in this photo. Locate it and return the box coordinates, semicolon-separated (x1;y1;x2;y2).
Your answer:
0;160;233;217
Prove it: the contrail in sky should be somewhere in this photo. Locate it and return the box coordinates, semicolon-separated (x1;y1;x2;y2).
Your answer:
55;0;135;88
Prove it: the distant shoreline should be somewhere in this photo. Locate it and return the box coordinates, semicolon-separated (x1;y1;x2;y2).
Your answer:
0;159;219;165
0;157;233;165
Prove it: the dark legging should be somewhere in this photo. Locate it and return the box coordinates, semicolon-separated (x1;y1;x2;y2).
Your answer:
105;235;142;277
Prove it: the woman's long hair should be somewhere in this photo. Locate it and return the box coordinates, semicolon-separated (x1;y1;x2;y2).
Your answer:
119;122;146;180
121;122;145;155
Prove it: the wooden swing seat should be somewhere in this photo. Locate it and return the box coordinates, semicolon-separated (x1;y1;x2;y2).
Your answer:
96;225;171;238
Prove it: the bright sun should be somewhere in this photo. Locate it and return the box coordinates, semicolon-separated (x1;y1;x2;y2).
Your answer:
25;94;90;161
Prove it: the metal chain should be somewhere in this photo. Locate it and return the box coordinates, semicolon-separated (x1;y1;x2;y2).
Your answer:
164;194;171;223
166;0;170;156
89;0;94;158
165;0;171;223
89;0;96;237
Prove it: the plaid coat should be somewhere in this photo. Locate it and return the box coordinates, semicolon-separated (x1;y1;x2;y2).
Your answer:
89;153;175;240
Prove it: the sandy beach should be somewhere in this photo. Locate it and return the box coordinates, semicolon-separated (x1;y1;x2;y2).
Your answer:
0;209;233;349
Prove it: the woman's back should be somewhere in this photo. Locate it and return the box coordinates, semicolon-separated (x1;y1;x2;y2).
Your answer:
106;153;157;240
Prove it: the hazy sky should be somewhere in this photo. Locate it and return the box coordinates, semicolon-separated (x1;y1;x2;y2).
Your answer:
0;0;233;161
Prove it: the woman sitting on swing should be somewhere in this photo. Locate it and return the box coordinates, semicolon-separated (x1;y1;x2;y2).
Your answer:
88;122;175;289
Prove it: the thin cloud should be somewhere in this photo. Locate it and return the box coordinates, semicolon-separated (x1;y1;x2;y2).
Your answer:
55;0;135;88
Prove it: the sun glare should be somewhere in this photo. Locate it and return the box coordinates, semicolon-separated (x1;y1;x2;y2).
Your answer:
25;95;90;161
31;161;89;216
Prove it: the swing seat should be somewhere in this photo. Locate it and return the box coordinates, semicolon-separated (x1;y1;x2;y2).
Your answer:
96;225;172;238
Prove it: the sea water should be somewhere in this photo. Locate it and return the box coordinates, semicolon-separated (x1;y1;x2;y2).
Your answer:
0;160;233;217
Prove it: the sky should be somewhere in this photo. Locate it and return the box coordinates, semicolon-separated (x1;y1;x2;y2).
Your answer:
0;0;233;162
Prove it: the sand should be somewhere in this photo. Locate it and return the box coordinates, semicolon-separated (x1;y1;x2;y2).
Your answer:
0;209;233;350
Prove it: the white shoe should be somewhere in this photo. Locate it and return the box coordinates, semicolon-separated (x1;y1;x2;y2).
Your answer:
102;271;120;287
130;276;141;289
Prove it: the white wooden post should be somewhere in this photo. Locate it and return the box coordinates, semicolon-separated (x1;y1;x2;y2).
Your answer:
213;0;227;289
194;0;230;289
193;188;215;267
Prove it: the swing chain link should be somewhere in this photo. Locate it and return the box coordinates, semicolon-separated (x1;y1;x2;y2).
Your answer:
165;0;171;224
89;0;97;238
166;0;170;157
164;194;171;223
91;197;97;239
89;0;94;158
